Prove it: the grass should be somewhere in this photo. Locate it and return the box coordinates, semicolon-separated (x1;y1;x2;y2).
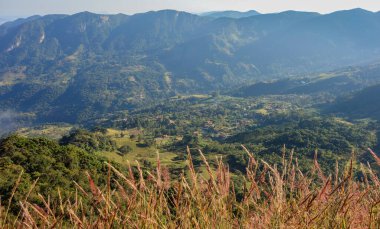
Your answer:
101;129;181;167
170;94;211;100
255;108;269;116
1;146;380;228
333;117;354;126
16;125;74;140
17;126;183;168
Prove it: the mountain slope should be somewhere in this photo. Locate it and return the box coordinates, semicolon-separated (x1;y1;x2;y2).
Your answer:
329;84;380;120
229;63;380;97
236;9;380;74
0;134;111;212
1;9;380;123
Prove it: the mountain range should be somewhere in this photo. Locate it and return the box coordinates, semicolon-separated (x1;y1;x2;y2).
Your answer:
1;8;380;123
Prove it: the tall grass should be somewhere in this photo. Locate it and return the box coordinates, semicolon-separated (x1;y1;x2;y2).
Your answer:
1;146;380;228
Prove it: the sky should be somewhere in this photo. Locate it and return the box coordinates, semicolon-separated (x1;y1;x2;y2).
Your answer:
1;0;380;18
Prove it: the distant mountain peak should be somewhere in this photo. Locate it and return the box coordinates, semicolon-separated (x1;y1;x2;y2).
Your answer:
277;10;319;15
71;11;103;18
328;8;374;16
200;10;261;18
347;8;373;12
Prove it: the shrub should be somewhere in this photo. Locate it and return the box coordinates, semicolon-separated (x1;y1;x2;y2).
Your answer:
118;145;132;155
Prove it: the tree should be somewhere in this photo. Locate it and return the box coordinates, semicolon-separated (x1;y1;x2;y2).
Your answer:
118;145;132;155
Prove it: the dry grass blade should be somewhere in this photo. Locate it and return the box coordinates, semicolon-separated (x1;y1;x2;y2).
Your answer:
318;176;331;201
314;150;327;183
198;149;217;191
156;151;162;188
27;203;49;224
2;169;23;228
106;162;137;191
187;146;198;188
136;160;146;190
368;148;380;166
86;171;101;198
241;145;256;166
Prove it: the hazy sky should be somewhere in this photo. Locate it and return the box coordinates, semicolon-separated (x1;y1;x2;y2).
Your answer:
1;0;380;18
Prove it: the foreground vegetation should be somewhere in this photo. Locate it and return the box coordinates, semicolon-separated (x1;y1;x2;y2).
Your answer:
1;144;379;228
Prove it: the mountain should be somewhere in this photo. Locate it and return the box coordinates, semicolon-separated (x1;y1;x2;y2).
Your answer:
0;15;42;36
0;18;7;25
1;9;380;123
236;9;380;75
0;10;212;123
229;63;380;97
328;84;380;120
0;16;29;26
201;10;261;18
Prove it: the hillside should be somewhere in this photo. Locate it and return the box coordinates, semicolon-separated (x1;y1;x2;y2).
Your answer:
0;135;112;212
230;63;380;97
329;84;380;120
1;9;380;123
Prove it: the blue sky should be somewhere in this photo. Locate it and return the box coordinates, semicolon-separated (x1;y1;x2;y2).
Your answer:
1;0;380;18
